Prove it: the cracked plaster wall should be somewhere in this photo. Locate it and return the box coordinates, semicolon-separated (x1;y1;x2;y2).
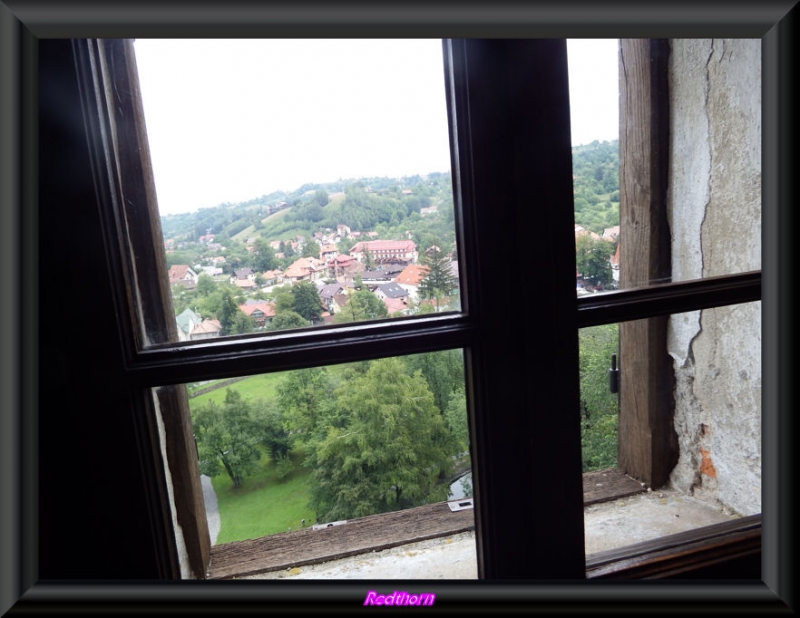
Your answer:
666;39;761;516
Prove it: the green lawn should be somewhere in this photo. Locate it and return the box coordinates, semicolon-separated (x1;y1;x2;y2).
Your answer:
192;372;317;543
189;373;283;408
211;447;316;544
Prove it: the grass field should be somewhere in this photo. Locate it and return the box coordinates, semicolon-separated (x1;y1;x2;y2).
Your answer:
191;371;317;543
211;446;316;544
232;207;310;244
189;372;284;408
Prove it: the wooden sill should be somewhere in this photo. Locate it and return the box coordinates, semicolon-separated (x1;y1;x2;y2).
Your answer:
207;467;645;579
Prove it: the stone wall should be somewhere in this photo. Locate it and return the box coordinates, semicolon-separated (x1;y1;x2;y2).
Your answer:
666;39;761;516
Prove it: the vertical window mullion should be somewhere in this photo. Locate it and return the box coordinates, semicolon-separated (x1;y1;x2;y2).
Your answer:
453;39;585;579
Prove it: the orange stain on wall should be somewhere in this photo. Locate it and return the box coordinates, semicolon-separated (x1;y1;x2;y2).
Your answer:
699;447;717;478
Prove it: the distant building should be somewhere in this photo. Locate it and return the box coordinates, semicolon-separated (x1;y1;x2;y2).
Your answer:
175;308;221;341
238;299;276;327
349;240;417;265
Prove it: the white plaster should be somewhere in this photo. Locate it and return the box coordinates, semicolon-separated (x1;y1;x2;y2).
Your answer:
666;40;761;516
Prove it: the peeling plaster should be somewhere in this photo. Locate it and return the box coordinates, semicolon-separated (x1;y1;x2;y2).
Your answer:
666;40;761;516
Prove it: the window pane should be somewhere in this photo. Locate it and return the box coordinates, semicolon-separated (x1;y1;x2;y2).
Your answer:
582;301;761;559
167;349;477;578
132;39;461;344
568;39;761;296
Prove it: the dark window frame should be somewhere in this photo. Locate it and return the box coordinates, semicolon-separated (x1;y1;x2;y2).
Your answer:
76;36;763;581
14;3;790;608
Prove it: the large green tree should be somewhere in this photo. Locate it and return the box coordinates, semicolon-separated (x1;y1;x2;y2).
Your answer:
333;289;388;324
575;235;615;288
269;310;309;331
404;349;464;418
252;238;279;272
277;366;336;439
306;358;453;522
191;389;262;488
291;280;324;322
418;247;458;308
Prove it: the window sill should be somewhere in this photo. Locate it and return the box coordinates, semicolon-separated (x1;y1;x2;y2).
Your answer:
206;467;646;580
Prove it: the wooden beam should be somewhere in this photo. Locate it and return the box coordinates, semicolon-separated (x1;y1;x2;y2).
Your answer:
618;39;677;489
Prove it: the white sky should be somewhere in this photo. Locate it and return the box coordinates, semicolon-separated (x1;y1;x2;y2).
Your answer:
134;39;619;216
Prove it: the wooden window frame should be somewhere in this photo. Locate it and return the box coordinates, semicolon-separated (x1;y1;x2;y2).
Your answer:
7;4;794;612
76;35;763;579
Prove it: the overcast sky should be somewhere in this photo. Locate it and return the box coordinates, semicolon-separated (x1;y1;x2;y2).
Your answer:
133;39;619;216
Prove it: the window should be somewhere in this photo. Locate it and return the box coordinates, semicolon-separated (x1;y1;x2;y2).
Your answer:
18;18;792;614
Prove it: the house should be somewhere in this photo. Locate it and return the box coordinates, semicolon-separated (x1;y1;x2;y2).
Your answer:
199;266;223;277
261;269;284;286
574;224;603;241
238;299;276;327
349;239;418;265
393;263;429;301
374;281;409;302
319;244;338;262
382;296;409;316
168;264;198;285
318;283;345;311
232;278;256;291
230;267;255;283
284;256;326;283
329;292;350;316
175;308;222;341
327;253;360;279
602;225;620;241
610;243;620;283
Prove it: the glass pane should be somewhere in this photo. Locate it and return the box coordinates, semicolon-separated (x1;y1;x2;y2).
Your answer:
133;39;461;343
567;39;621;295
166;349;477;578
581;301;761;559
568;39;761;296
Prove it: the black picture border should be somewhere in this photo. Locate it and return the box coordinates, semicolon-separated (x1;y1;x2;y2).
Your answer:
2;0;795;614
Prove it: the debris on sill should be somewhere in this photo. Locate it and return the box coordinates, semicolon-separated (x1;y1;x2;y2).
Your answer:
312;520;348;530
447;498;474;512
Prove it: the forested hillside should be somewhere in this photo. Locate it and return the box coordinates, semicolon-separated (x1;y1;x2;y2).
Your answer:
159;140;619;251
571;139;619;234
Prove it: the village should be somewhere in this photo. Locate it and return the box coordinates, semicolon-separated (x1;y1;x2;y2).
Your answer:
167;220;621;341
166;227;461;341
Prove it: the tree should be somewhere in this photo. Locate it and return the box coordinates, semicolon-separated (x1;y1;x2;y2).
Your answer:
404;349;464;417
313;189;330;207
251;400;291;460
195;273;216;297
191;389;261;488
277;366;336;439
252;238;279;272
418;247;458;308
231;309;255;334
363;247;376;270
306;358;453;521
333;289;388;324
444;388;470;454
291;280;324;322
269;310;309;331
218;289;241;335
575;235;615;288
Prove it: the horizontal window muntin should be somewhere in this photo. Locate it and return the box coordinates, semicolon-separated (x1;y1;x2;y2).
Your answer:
126;313;475;387
577;271;760;328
